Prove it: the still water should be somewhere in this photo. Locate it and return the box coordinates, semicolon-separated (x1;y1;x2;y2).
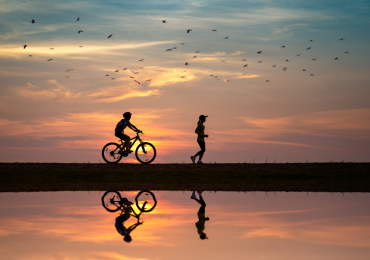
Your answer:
0;191;369;260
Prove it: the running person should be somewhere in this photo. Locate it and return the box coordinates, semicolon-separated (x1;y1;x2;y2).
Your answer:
191;191;210;240
191;115;208;164
115;112;141;153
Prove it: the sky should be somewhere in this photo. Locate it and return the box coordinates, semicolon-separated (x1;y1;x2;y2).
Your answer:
0;0;370;163
0;191;369;259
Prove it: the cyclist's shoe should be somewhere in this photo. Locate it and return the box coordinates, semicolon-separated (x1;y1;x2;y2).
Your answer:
190;156;196;164
197;160;203;164
190;191;196;200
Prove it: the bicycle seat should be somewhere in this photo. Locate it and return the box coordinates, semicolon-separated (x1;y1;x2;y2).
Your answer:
122;198;133;205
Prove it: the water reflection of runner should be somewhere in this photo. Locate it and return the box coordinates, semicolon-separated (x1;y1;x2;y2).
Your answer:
191;191;210;240
115;206;140;243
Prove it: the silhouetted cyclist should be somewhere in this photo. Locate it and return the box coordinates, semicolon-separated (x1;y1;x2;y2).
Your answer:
191;191;210;240
115;206;140;243
191;115;208;164
115;112;142;153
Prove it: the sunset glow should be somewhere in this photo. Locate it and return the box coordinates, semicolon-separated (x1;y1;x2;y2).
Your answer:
0;0;369;163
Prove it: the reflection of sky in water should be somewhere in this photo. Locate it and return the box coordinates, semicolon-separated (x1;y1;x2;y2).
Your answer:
0;191;369;259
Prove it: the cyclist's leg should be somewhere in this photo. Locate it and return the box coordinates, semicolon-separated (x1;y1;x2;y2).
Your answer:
124;135;131;151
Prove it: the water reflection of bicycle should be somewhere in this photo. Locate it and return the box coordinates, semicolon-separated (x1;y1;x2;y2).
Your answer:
102;190;157;243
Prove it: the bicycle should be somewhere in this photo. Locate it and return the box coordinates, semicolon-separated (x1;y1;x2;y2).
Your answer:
101;190;157;223
102;132;156;164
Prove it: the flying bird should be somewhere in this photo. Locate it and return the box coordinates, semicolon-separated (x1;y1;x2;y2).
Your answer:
338;38;345;41
139;59;144;62
23;45;27;49
28;55;33;57
77;17;80;21
107;34;113;38
106;74;109;76
162;20;167;23
281;45;286;48
242;59;246;61
78;30;84;34
257;61;262;63
130;76;134;78
172;47;177;49
66;76;69;78
185;62;189;65
181;43;185;45
146;79;151;81
79;46;83;47
30;19;35;24
140;67;144;69
47;59;53;61
266;80;270;82
303;69;306;71
309;40;314;42
285;60;290;62
243;64;248;67
187;29;192;33
344;51;349;53
272;65;276;67
306;47;311;50
166;49;172;51
335;57;339;60
210;75;213;76
283;67;287;71
312;58;317;61
257;51;262;54
193;56;197;58
134;80;140;85
296;53;301;57
115;70;119;72
195;51;200;53
133;71;139;74
310;74;314;76
226;80;230;82
221;60;225;62
224;37;229;39
112;78;115;80
212;29;217;32
122;68;127;70
180;76;185;78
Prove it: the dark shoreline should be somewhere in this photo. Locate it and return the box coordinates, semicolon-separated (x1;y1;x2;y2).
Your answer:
1;162;369;192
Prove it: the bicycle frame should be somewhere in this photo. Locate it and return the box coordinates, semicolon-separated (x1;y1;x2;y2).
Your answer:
118;133;148;154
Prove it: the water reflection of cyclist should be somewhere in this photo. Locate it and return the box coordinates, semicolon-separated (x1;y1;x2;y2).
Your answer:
115;112;142;153
115;206;140;243
191;191;210;240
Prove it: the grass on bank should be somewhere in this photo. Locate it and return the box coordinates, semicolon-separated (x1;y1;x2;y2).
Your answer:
0;162;369;192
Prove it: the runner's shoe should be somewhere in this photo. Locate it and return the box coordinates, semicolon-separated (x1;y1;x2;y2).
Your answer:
190;191;196;200
197;160;203;164
191;156;196;164
197;191;203;196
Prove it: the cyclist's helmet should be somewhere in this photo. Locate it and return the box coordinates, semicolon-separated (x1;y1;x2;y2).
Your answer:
123;112;132;119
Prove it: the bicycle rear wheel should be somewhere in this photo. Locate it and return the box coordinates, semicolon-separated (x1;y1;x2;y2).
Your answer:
135;190;157;212
102;142;122;164
101;191;123;212
135;142;156;164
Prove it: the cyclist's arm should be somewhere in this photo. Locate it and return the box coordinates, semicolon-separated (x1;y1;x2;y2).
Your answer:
127;122;140;132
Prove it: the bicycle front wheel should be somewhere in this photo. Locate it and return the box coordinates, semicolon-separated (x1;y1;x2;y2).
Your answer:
135;190;157;212
102;142;122;164
135;142;156;164
102;191;123;212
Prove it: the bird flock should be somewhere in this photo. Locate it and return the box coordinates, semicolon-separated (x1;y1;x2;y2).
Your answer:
24;18;349;84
